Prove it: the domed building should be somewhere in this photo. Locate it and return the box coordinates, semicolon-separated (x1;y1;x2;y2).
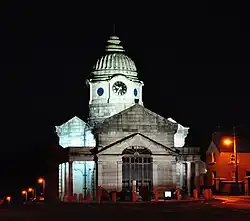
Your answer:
56;35;205;201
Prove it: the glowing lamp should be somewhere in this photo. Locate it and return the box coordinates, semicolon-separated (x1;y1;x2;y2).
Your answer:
22;190;27;195
38;178;44;183
223;138;233;146
6;196;11;202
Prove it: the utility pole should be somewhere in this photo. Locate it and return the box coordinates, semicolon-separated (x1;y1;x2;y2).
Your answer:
233;126;239;194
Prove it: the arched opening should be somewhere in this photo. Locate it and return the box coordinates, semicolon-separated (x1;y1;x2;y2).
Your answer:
122;146;153;191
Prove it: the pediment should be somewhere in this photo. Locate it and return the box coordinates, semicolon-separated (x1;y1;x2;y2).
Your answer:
206;141;219;154
98;133;179;155
98;104;178;134
56;116;88;135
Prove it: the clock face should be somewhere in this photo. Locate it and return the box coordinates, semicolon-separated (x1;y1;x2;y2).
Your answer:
112;81;127;95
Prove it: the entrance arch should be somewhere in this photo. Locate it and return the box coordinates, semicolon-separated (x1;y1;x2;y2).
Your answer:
122;146;153;191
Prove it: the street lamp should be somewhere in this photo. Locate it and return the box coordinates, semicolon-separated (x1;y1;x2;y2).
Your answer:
222;127;239;194
38;178;45;195
22;190;28;202
28;188;36;199
6;196;11;204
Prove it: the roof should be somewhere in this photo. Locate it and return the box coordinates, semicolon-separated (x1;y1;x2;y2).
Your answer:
99;104;178;133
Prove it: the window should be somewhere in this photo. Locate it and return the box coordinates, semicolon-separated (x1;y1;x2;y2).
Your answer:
211;171;216;185
211;152;216;163
231;171;236;179
246;171;250;176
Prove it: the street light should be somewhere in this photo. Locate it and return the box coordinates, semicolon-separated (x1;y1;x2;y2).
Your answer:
38;178;45;195
6;196;11;204
28;188;36;199
22;190;28;202
222;127;239;194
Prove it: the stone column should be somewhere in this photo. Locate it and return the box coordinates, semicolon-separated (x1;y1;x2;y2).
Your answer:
68;161;73;196
153;161;158;188
180;162;184;189
171;161;177;187
117;160;123;191
187;162;191;196
64;162;68;195
97;161;103;187
195;161;200;191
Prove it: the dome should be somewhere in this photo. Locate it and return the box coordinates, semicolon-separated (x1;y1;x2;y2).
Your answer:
91;36;139;81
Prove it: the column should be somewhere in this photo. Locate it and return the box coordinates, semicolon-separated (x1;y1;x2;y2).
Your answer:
187;162;191;196
68;161;73;196
153;161;158;188
171;161;177;187
195;161;200;191
117;160;123;191
180;162;184;189
64;162;68;195
97;161;103;187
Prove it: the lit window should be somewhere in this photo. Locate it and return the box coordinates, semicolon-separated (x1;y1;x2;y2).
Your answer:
211;152;216;163
231;171;236;179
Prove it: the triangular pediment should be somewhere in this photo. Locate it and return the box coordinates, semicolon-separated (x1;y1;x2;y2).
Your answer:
206;140;219;154
98;133;179;155
98;104;178;133
56;116;88;134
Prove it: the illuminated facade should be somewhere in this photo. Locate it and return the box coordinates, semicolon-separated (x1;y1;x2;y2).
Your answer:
57;35;205;201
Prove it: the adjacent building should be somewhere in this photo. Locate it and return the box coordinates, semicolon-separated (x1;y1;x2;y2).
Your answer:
206;132;250;195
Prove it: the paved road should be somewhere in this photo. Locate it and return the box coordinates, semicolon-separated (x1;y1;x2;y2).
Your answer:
1;200;250;221
213;195;250;210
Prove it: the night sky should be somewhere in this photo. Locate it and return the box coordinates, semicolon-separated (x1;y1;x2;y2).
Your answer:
1;2;250;196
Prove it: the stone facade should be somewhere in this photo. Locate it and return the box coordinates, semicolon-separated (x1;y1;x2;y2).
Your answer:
57;35;204;201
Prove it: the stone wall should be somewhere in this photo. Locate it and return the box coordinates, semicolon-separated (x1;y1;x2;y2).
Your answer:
97;104;177;148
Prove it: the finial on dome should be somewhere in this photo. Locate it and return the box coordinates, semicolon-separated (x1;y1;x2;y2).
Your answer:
105;35;125;52
113;24;116;35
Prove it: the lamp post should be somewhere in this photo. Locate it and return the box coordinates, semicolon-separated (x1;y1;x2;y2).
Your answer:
28;188;36;200
6;196;11;204
38;178;45;196
223;126;239;194
22;190;28;202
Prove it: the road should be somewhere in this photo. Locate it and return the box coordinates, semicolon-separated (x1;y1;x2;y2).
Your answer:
213;195;250;210
0;200;250;221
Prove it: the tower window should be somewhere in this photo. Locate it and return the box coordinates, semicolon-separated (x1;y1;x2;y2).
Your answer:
134;88;138;96
97;88;104;96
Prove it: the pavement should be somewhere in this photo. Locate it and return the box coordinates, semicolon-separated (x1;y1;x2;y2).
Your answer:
1;199;250;221
212;195;250;210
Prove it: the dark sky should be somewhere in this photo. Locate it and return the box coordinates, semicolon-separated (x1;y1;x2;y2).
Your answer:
1;2;250;195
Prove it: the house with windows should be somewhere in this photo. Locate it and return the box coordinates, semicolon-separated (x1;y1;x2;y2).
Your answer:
206;132;250;195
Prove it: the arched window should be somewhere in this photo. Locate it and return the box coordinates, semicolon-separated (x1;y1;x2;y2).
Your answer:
122;146;153;191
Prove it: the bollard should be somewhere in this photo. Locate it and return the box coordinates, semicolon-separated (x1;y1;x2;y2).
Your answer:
208;189;212;200
72;193;77;202
86;192;91;201
79;193;83;203
112;191;116;202
63;195;68;202
204;189;209;200
193;189;198;200
176;189;181;200
154;187;159;201
132;191;136;202
97;186;101;203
